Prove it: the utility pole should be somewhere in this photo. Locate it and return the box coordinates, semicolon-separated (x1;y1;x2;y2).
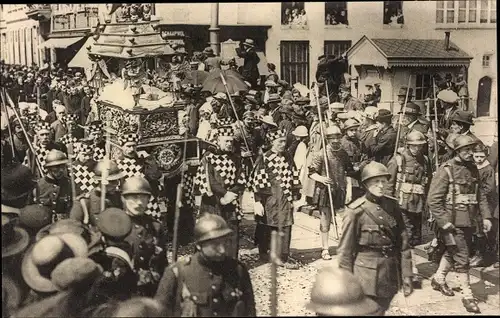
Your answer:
209;2;220;56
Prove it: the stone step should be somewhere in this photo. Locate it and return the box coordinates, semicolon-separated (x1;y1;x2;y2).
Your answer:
414;244;499;286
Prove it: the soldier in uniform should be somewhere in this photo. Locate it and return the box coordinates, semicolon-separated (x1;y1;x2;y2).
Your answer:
70;159;125;226
309;125;357;260
34;149;73;223
427;135;493;313
117;133;164;221
365;109;397;166
306;267;379;316
195;122;247;259
341;118;364;201
358;106;378;162
10;117;30;163
386;131;432;288
155;214;256;317
120;176;167;297
338;161;414;315
250;129;301;269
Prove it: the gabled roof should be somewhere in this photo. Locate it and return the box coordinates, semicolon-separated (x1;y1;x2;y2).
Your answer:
347;36;472;67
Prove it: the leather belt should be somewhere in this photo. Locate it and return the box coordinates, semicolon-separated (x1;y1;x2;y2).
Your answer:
446;193;477;205
358;245;398;257
399;182;425;194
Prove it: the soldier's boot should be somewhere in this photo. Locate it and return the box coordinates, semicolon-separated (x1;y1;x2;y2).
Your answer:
456;271;480;313
431;255;454;296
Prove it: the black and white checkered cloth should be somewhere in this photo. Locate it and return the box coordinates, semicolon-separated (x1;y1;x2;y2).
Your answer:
207;153;237;186
146;196;162;221
93;147;106;161
249;152;299;202
59;134;78;149
183;171;196;208
118;157;145;179
23;146;49;174
72;164;98;194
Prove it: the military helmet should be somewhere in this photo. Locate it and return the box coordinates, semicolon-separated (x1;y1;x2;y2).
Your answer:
93;160;124;181
363;106;378;120
306;267;379;316
361;161;390;183
344;119;361;131
121;176;152;196
453;135;478;151
325;125;342;136
45;149;69;167
406;130;427;145
194;214;233;243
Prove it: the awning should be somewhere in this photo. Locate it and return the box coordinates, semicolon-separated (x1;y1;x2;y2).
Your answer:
68;37;94;69
40;36;84;49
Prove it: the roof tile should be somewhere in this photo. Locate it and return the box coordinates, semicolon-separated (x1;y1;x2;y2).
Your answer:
371;39;471;59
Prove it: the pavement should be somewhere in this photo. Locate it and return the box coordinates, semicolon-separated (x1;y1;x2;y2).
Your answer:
240;210;500;316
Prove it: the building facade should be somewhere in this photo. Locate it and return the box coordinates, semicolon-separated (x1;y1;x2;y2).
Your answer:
156;1;496;134
1;4;45;67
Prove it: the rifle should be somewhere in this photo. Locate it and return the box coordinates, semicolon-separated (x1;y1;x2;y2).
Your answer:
100;117;112;213
313;85;339;240
172;129;189;263
394;75;412;157
431;78;439;171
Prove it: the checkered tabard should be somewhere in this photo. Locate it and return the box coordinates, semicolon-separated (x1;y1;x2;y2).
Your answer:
268;129;286;142
145;196;162;221
119;133;139;146
118;157;145;178
23;146;49;174
72;164;98;193
26;114;40;128
93;147;106;161
194;162;213;197
206;153;237;186
88;122;104;135
183;171;196;208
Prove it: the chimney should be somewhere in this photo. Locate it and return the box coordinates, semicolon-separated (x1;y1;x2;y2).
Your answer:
444;32;450;50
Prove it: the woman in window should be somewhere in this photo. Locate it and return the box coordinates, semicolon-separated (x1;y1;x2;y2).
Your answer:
298;9;308;26
283;8;292;25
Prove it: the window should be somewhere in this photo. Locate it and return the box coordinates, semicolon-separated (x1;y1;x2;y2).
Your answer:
415;74;432;101
436;0;495;24
383;1;404;25
324;41;351;58
281;2;306;26
325;2;348;26
482;54;491;67
280;41;310;86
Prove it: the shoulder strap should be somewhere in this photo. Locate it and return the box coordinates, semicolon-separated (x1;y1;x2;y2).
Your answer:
360;205;398;244
443;165;456;222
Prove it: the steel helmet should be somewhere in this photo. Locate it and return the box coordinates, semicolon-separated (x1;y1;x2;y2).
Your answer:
306;267;379;316
344;119;361;131
445;133;459;149
406;131;427;145
325;125;342;136
292;125;308;137
45;149;69;167
363;106;378;120
453;135;478;151
94;160;124;181
361;161;390;183
121;176;152;196
194;214;233;243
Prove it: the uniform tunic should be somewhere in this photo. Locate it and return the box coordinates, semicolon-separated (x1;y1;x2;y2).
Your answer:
366;125;397;166
69;188;123;226
338;193;412;310
155;253;256;317
35;175;73;222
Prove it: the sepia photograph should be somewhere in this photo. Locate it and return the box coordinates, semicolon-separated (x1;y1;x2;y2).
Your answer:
0;1;498;316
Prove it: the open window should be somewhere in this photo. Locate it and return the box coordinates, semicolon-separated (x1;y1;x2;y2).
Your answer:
325;2;348;26
281;2;307;26
383;1;404;25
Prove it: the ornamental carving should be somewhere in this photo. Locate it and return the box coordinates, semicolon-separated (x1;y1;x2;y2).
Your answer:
100;106;140;136
139;112;179;139
153;144;182;172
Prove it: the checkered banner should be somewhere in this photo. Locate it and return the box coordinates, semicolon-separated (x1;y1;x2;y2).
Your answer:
183;171;196;208
249;152;299;202
72;164;98;194
118;157;145;179
23;146;49;175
